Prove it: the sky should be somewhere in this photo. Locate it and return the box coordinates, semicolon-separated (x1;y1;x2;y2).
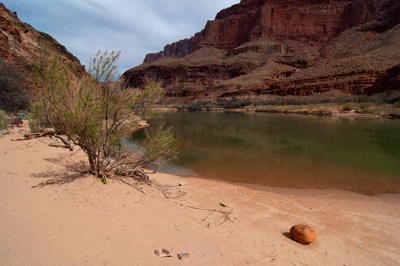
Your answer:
4;0;239;74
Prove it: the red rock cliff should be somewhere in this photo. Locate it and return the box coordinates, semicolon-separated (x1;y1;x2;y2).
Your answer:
126;0;399;102
143;32;203;63
144;0;385;63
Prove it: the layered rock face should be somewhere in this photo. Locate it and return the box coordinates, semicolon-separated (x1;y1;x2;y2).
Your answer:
145;0;380;62
124;0;400;101
143;32;203;63
196;0;350;50
338;0;383;32
367;63;400;95
0;4;85;111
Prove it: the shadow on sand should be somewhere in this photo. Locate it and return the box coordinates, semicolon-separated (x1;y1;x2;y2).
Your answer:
30;150;88;187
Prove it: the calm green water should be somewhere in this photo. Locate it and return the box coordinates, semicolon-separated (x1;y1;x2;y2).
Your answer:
132;112;400;195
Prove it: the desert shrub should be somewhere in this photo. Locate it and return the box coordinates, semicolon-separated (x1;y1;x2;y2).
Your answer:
393;102;400;108
340;102;358;111
0;59;30;112
359;102;374;109
0;109;9;129
17;110;31;120
29;101;51;133
32;51;178;182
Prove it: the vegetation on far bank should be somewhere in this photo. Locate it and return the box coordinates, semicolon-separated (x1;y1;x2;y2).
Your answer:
171;92;400;117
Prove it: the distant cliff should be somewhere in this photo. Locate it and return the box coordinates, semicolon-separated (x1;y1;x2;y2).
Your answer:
144;0;386;63
125;0;400;102
143;32;203;63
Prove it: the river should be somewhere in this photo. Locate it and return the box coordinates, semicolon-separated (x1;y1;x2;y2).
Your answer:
131;111;400;195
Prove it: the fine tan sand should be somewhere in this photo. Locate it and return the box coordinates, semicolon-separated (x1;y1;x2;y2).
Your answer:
1;122;400;265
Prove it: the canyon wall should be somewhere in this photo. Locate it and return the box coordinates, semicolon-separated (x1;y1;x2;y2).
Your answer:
143;32;203;63
0;4;86;111
145;0;386;63
125;0;400;101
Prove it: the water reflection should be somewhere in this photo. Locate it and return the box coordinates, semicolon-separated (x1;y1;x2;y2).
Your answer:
131;112;400;195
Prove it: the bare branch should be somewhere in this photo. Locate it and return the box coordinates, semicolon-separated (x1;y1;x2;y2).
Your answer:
175;202;234;228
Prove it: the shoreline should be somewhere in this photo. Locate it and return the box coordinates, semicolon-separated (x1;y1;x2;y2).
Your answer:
157;105;398;119
176;173;400;197
1;122;400;265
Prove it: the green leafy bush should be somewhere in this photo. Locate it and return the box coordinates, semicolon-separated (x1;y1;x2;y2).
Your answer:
32;51;178;182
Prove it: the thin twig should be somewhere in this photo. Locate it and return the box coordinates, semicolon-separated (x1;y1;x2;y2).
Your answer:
175;203;229;213
214;209;233;227
110;175;147;195
175;202;234;228
200;210;216;223
150;182;186;198
162;190;186;198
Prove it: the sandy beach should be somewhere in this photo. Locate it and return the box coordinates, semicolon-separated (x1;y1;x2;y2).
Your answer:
1;122;400;265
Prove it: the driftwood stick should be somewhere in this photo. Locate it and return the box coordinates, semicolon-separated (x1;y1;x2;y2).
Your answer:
49;143;70;148
12;133;41;141
121;169;149;180
52;134;74;151
13;130;74;152
24;133;42;138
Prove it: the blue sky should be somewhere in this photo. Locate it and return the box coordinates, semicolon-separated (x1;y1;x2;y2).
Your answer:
4;0;239;73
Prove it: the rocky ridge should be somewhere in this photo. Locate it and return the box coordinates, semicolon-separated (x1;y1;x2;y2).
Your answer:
0;4;85;111
143;32;203;63
125;0;400;102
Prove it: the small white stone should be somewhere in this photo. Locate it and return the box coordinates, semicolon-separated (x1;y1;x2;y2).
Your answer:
154;249;162;256
179;182;185;186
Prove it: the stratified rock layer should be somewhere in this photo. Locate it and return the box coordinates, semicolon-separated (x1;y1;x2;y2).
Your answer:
143;32;203;63
145;0;387;62
124;0;400;101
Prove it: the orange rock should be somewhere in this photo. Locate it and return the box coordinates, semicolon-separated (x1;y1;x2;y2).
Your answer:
290;224;317;244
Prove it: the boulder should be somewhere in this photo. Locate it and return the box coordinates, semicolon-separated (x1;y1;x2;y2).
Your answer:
290;224;318;244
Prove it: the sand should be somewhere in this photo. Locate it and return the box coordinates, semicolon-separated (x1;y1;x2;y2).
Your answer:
1;122;400;265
